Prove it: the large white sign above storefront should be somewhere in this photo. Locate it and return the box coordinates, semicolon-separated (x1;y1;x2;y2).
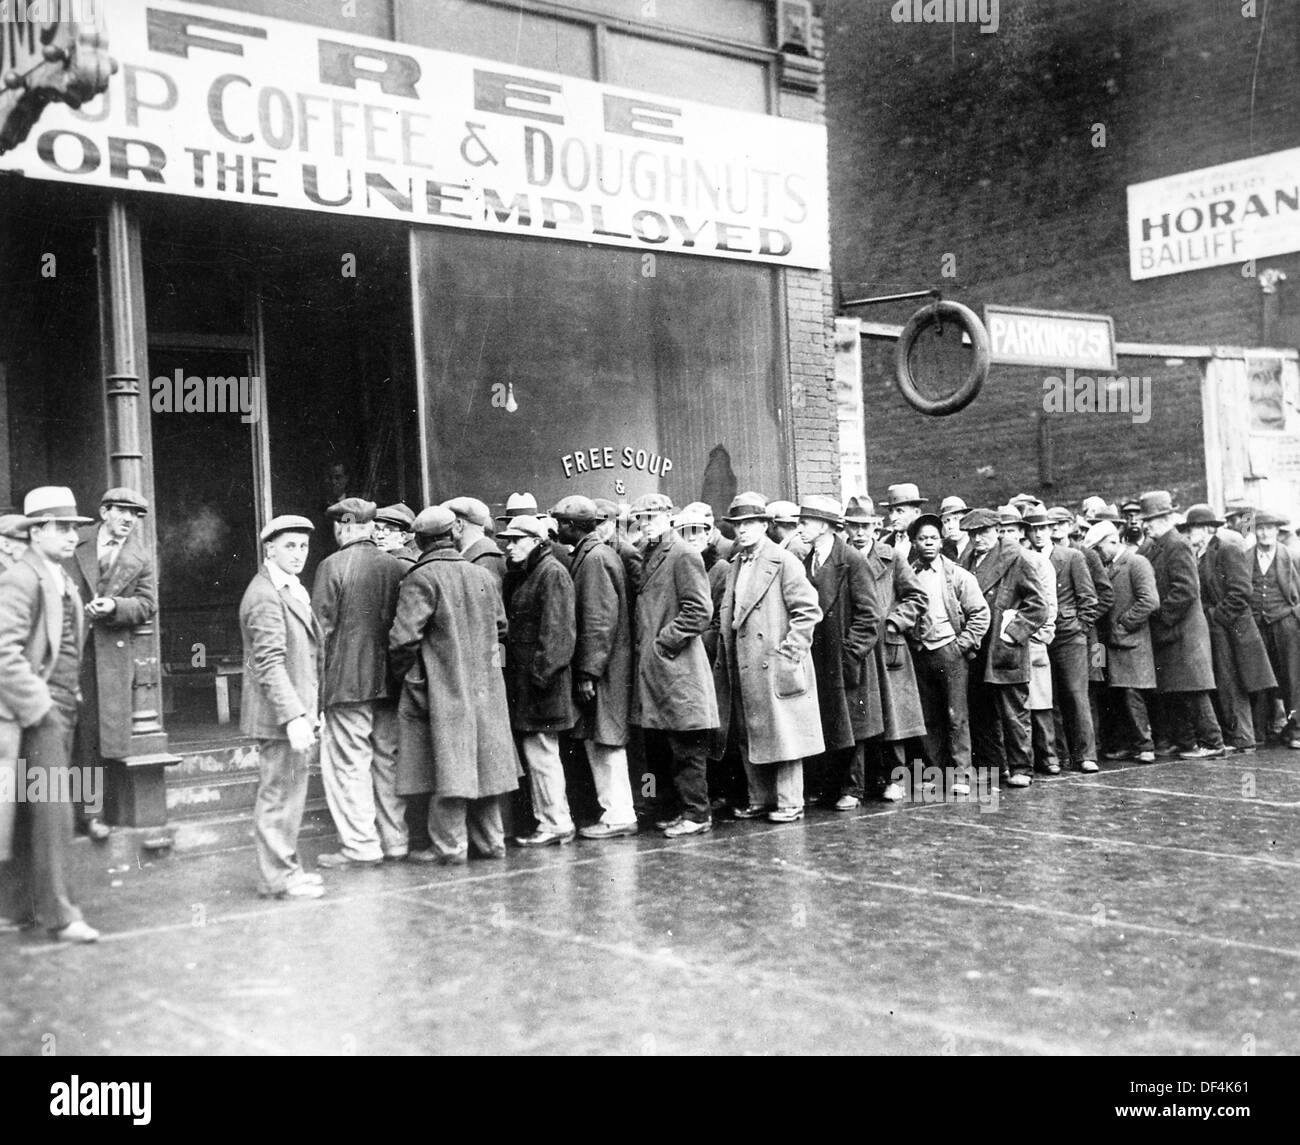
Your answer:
1127;148;1300;280
0;1;830;268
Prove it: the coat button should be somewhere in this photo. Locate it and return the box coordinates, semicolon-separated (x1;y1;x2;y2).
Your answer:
116;640;125;648
761;660;769;668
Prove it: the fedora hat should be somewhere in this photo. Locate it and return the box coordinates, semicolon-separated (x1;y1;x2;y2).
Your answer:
1224;498;1255;519
1020;508;1052;528
907;512;943;539
884;483;926;508
1046;506;1074;524
1179;503;1225;530
938;495;968;518
1138;490;1178;521
994;504;1023;527
844;495;875;524
798;495;844;526
725;492;771;523
496;491;538;522
1094;504;1122;522
22;486;93;526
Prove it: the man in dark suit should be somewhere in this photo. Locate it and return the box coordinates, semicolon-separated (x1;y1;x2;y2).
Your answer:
312;498;408;869
66;487;156;841
0;487;99;942
240;515;325;899
1249;510;1300;748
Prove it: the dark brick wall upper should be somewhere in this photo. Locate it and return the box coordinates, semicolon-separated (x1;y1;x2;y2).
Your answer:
826;0;1300;510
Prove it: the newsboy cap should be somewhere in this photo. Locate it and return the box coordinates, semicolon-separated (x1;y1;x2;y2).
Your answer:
960;508;999;532
0;513;29;539
907;513;944;539
798;495;844;526
1083;521;1119;549
550;495;600;523
1080;495;1108;520
593;498;621;521
260;514;314;543
629;493;674;517
100;486;149;514
326;497;376;524
1254;510;1290;528
1047;507;1074;524
375;503;416;530
22;486;93;526
725;492;771;523
440;497;490;528
498;514;548;540
413;506;456;537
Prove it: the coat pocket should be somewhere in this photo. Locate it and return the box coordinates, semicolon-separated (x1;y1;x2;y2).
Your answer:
774;654;809;698
990;637;1022;673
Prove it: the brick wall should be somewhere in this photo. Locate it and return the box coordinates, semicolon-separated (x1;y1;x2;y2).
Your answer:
826;0;1300;511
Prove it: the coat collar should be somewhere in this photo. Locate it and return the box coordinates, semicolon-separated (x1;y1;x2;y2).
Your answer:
569;531;603;576
730;537;784;628
640;528;680;585
256;566;316;634
21;547;79;654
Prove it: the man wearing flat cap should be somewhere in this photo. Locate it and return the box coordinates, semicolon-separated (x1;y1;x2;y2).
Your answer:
714;493;824;822
594;498;643;600
0;487;100;941
883;483;927;563
240;515;325;899
391;507;521;863
767;500;810;562
1250;509;1300;748
443;496;506;591
0;514;28;570
310;499;408;868
373;503;419;565
797;495;881;809
67;487;157;840
1181;506;1274;753
1139;491;1225;759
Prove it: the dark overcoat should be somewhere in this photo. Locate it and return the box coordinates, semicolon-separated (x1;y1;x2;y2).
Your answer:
702;553;730;662
631;530;718;732
568;532;632;746
1199;535;1275;694
713;537;824;764
239;567;322;740
67;525;156;761
462;535;506;592
503;545;576;733
310;538;403;706
805;535;882;748
389;547;520;798
1073;541;1113;682
1099;548;1159;689
1048;543;1097;644
860;539;926;740
1146;528;1216;692
962;537;1049;685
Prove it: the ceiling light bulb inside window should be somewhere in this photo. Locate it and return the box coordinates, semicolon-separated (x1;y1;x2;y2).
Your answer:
505;382;518;413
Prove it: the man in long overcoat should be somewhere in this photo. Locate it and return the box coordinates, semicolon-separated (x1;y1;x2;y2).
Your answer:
1181;505;1275;753
445;497;506;590
797;495;881;809
552;496;636;840
1249;510;1300;748
311;498;407;868
1015;507;1060;774
1042;507;1101;770
961;509;1049;787
630;493;718;837
1085;521;1159;761
1139;491;1225;758
240;515;325;899
714;493;824;822
500;514;577;846
67;487;156;839
390;507;520;863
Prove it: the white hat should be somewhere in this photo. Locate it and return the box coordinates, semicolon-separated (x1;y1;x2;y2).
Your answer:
260;514;315;543
1083;520;1118;549
22;486;93;526
498;514;548;540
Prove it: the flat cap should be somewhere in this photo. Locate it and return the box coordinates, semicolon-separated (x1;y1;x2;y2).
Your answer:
326;497;376;524
767;499;799;524
1083;521;1119;549
960;508;999;532
907;513;943;539
441;497;491;528
672;505;712;530
629;493;674;517
593;498;621;521
550;495;600;522
100;486;149;513
1254;510;1290;528
260;514;314;543
374;503;415;530
412;506;456;537
681;501;715;526
0;513;29;539
498;513;548;540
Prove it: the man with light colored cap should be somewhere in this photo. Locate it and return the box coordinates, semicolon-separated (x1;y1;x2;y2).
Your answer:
1250;509;1300;748
0;514;28;570
675;502;730;657
390;506;521;863
65;486;157;840
310;498;408;869
444;496;505;590
500;514;578;846
240;514;325;899
883;483;927;562
0;487;99;941
373;503;419;564
714;493;823;822
629;492;719;836
594;498;642;598
1085;520;1159;763
938;495;970;563
767;499;810;561
552;496;637;839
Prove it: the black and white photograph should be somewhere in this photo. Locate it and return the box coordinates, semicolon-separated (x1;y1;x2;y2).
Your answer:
0;0;1294;1098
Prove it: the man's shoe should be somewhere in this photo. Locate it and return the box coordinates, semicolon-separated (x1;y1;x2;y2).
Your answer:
1006;773;1033;788
85;817;111;842
1177;746;1212;759
1287;738;1300;751
579;821;640;839
1154;743;1178;757
316;852;382;869
653;815;684;830
299;871;324;885
514;828;576;848
881;782;907;802
1232;744;1258;755
261;881;325;900
383;851;410;862
408;848;440;864
1079;759;1099;773
1136;751;1156;763
767;807;804;823
663;817;712;837
834;794;861;810
731;804;771;819
52;920;99;944
1201;746;1228;759
1037;762;1061;775
1102;749;1132;761
437;852;469;866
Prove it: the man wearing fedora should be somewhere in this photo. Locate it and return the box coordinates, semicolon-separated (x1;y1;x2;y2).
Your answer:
373;503;420;565
65;487;156;842
961;507;1049;787
797;495;881;809
311;498;408;869
908;513;989;792
714;493;824;822
1249;510;1300;748
0;487;100;942
629;493;718;836
883;484;927;563
1139;491;1225;759
241;515;325;899
938;496;970;563
1181;506;1274;753
443;496;506;590
843;495;879;553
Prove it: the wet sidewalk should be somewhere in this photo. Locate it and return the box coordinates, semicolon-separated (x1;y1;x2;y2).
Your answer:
3;750;1298;1055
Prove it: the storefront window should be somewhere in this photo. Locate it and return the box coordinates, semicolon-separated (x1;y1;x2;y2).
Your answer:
604;30;770;112
413;229;789;522
191;0;393;38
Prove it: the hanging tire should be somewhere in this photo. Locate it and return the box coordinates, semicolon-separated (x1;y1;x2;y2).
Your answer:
894;300;991;416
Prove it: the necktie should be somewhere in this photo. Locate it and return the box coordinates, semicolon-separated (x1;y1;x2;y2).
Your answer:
810;551;822;577
99;539;120;579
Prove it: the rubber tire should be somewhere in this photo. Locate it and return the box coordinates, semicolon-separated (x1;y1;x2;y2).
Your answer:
894;300;991;416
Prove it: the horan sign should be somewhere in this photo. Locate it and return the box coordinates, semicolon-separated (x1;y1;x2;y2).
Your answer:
983;305;1117;372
